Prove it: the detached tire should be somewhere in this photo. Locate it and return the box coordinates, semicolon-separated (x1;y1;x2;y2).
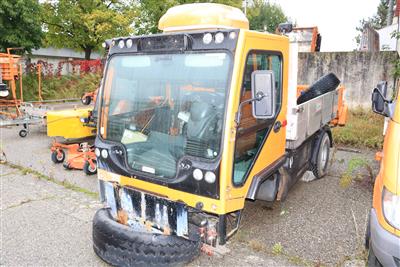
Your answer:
51;150;65;163
310;131;331;179
19;129;28;138
83;160;97;175
297;73;340;104
93;208;201;267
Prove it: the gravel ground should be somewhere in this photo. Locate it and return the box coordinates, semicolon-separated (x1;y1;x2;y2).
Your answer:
0;124;379;266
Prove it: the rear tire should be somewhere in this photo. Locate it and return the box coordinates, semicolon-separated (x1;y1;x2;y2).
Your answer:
311;132;330;179
83;160;97;175
51;150;65;164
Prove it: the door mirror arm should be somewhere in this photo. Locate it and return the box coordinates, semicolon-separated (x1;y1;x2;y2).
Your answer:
235;93;266;126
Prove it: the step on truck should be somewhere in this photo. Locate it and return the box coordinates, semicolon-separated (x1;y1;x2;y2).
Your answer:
92;3;347;266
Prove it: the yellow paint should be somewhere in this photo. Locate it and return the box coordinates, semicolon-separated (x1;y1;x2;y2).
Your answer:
47;108;95;139
373;88;400;237
158;3;249;32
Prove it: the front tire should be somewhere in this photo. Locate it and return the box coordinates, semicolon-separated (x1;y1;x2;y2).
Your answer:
93;208;201;267
83;160;97;175
51;150;65;164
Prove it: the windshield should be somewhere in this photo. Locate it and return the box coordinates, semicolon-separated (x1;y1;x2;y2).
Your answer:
100;52;231;179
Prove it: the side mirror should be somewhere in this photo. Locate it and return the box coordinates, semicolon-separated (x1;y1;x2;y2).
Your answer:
371;86;389;117
251;70;276;119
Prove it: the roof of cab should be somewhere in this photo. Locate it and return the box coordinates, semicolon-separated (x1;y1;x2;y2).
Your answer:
158;3;249;32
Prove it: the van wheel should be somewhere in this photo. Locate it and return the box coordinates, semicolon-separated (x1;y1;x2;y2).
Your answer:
51;150;65;163
311;132;330;179
83;160;97;175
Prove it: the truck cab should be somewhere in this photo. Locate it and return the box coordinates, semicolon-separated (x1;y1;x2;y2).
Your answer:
367;82;400;267
92;4;346;266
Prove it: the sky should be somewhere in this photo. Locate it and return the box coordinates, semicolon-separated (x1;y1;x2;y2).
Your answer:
270;0;381;51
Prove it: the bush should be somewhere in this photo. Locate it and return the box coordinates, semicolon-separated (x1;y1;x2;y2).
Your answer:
332;108;385;149
17;73;101;101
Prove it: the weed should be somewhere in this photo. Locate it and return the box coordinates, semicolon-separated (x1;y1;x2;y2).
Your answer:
249;239;265;252
340;157;373;189
272;242;283;255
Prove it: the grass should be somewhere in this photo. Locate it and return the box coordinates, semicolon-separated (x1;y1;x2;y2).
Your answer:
16;72;101;101
332;108;385;149
4;162;98;198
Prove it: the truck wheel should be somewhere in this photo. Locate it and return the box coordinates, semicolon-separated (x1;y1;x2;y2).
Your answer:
311;132;330;179
93;208;201;267
51;150;65;163
83;160;97;175
297;73;340;104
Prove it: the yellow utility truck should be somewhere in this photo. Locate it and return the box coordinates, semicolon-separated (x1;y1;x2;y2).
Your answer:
92;4;347;266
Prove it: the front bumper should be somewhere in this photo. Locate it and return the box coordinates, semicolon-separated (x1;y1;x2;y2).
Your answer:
370;208;400;267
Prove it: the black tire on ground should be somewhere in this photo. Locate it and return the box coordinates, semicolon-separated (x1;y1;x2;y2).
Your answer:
19;129;28;138
51;150;65;164
310;131;331;179
83;160;97;175
93;208;201;267
368;246;383;267
297;73;341;105
81;95;91;105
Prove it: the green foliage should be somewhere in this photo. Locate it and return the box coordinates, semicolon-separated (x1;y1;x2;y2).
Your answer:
42;0;134;59
355;0;389;45
340;157;371;188
19;73;101;101
134;0;242;35
0;0;43;53
247;1;287;32
332;109;384;149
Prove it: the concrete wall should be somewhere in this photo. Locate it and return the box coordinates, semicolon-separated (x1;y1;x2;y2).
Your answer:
297;51;398;108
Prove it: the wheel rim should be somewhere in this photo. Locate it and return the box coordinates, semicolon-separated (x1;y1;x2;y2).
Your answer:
320;139;329;169
56;153;63;161
88;163;96;173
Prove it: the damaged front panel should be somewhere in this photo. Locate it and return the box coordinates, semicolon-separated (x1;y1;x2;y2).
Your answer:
102;181;189;238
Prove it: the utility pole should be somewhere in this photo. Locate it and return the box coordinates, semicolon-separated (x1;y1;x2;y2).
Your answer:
388;0;394;26
243;0;247;15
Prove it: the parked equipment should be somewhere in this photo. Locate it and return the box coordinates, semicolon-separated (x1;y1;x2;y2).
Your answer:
366;81;400;267
91;4;347;266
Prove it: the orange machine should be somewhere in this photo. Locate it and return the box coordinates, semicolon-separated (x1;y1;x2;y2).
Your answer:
0;49;23;118
51;141;97;175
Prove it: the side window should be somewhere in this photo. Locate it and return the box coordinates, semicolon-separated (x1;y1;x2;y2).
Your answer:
233;51;283;185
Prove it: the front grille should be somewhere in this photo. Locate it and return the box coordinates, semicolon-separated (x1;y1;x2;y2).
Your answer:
185;138;206;158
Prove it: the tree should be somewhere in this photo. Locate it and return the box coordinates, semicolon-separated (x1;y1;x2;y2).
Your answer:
247;0;287;32
355;0;389;45
0;0;43;53
134;0;242;35
42;0;134;59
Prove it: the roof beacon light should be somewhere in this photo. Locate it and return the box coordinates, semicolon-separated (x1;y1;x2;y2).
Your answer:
158;3;249;32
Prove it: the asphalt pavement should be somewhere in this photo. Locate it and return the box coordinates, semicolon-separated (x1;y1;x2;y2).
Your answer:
0;125;378;266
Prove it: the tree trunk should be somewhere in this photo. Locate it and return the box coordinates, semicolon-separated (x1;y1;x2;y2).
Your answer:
84;47;92;60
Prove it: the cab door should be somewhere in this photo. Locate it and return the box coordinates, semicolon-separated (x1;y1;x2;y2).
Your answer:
224;33;288;205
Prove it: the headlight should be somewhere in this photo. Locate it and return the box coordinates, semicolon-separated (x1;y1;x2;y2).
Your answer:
126;39;133;48
193;168;203;181
214;32;224;44
101;149;108;159
204;171;216;183
118;39;124;49
383;187;400;229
